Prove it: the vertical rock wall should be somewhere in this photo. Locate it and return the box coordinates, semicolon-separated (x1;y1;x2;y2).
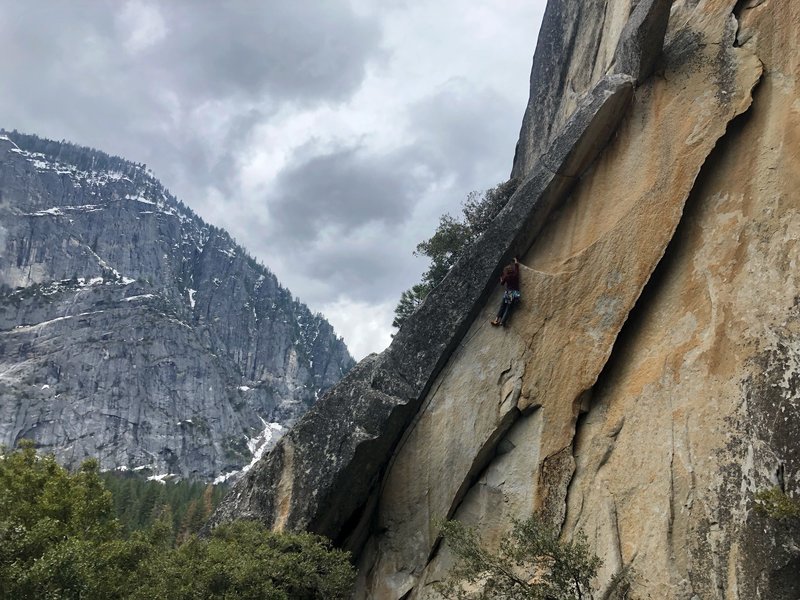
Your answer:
355;0;798;598
511;0;633;180
565;2;800;597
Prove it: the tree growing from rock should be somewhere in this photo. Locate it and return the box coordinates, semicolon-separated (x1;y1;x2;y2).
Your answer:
436;516;600;600
393;179;519;329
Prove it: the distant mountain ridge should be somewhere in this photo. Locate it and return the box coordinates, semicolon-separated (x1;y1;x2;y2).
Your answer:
0;129;354;481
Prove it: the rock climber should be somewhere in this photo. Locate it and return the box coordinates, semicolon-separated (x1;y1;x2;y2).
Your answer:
491;257;521;327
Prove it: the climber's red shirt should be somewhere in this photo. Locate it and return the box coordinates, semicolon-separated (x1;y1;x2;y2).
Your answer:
500;262;520;292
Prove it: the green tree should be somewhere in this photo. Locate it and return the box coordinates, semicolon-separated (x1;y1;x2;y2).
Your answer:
177;499;207;542
394;179;518;329
136;521;355;600
461;179;519;234
0;440;125;598
100;471;227;538
392;283;433;329
436;516;600;600
0;442;356;599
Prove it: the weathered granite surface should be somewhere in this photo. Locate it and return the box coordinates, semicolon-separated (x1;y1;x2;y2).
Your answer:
564;3;800;597
0;135;354;480
511;0;634;181
354;0;764;596
511;0;672;181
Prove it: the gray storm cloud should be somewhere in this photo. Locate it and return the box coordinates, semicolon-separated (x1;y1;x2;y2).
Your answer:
0;0;383;198
269;145;423;241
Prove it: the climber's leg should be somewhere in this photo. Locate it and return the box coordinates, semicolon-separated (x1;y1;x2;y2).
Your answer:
491;298;508;326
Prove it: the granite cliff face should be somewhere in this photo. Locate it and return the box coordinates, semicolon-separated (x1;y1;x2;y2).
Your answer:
0;133;354;481
211;0;799;598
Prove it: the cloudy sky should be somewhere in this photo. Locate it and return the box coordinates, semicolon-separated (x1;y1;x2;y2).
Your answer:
0;0;546;359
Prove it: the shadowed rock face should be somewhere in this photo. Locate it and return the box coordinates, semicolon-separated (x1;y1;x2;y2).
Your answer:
611;0;673;82
0;135;354;480
510;0;612;182
212;0;800;598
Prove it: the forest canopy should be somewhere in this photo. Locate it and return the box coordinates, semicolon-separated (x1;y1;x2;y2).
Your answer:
0;441;355;599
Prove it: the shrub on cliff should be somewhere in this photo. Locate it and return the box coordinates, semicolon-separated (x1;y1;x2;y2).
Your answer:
436;516;600;600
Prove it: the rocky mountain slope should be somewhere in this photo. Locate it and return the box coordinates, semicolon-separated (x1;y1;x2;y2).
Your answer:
0;132;354;481
210;0;799;598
